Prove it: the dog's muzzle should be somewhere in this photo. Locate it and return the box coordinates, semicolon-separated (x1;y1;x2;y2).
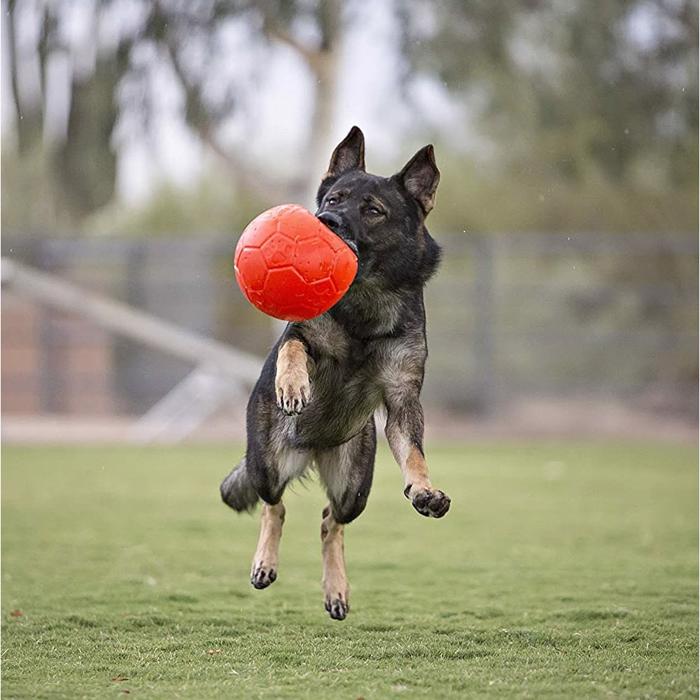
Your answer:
316;211;358;255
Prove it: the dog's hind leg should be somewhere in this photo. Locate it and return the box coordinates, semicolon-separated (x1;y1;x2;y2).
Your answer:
250;501;285;589
315;418;376;619
234;343;311;591
320;506;349;619
247;439;311;590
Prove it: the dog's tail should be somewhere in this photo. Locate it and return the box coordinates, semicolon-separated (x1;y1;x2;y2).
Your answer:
220;457;259;512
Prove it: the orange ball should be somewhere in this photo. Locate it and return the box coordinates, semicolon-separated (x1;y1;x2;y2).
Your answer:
234;204;358;322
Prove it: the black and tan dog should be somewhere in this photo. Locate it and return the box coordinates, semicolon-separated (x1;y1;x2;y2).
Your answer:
220;126;451;620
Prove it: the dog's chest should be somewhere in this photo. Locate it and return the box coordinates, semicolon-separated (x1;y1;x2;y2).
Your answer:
330;283;403;339
313;333;384;401
294;321;390;447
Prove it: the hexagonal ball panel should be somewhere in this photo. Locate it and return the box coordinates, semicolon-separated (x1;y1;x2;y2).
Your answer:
261;233;296;268
331;248;358;295
293;236;336;283
311;277;338;303
274;207;311;242
262;267;310;315
235;246;268;292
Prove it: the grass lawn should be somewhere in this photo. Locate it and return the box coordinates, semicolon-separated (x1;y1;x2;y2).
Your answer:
2;441;697;699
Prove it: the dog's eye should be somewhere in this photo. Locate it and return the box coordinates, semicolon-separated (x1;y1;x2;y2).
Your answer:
367;205;384;217
326;196;338;206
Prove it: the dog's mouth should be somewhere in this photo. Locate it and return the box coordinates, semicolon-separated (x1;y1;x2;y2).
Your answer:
343;239;359;256
316;212;358;256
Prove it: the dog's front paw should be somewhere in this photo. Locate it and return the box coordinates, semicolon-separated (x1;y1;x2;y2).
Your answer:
405;485;451;518
275;372;311;415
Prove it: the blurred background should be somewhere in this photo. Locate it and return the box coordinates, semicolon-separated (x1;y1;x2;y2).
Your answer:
2;0;698;444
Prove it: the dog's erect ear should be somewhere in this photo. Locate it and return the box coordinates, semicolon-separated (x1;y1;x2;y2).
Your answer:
325;126;366;178
398;145;440;215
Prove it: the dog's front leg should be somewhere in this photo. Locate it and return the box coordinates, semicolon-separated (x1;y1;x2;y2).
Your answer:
385;394;451;518
275;339;312;415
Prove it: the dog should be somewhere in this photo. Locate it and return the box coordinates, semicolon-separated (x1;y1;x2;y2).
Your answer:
220;126;451;620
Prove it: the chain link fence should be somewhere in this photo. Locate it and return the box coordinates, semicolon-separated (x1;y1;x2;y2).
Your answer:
2;232;697;420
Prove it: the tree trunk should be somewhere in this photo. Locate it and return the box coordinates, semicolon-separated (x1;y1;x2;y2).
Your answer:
51;50;123;222
5;0;43;155
300;0;342;209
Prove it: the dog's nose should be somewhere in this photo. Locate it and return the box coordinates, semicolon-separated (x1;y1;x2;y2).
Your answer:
316;211;344;235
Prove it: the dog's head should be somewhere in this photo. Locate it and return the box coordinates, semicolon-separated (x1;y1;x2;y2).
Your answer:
315;126;441;288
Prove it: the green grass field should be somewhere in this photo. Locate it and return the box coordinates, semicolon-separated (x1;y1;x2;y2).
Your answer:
2;442;697;699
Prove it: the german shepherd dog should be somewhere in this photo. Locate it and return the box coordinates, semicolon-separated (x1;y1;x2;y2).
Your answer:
220;126;451;620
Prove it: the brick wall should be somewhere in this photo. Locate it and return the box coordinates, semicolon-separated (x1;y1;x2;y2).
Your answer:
2;294;42;413
2;293;116;415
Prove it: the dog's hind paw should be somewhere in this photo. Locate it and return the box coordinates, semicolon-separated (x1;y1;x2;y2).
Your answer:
324;595;349;621
251;563;277;589
406;486;451;518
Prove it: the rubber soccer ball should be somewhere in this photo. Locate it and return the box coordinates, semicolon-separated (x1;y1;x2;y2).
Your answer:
234;204;358;321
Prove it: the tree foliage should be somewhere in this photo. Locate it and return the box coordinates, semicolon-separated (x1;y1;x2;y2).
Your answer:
2;0;697;232
399;0;698;187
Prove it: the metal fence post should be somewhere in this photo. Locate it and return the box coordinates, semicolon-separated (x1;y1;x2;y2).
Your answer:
471;233;496;415
36;239;62;413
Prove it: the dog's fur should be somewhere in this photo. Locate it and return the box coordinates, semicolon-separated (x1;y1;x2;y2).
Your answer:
220;126;451;620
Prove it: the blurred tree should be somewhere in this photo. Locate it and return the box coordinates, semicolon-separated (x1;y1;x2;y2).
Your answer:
399;0;698;188
145;0;342;204
3;0;696;232
3;0;344;228
52;46;129;219
4;0;130;226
